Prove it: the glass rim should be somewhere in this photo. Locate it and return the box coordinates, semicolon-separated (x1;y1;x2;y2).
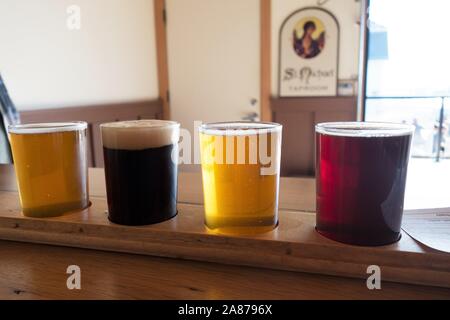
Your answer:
100;119;180;130
316;122;415;137
8;121;88;134
199;121;282;136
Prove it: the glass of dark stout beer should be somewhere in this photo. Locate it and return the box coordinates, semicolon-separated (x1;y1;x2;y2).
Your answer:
315;122;414;246
101;120;180;225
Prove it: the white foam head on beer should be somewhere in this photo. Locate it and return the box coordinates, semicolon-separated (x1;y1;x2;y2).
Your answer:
101;120;180;150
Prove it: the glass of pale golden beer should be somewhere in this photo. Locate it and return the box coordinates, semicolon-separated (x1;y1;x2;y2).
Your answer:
8;122;89;217
199;121;282;234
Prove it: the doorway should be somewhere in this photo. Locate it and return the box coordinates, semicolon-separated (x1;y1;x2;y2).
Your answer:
165;0;261;134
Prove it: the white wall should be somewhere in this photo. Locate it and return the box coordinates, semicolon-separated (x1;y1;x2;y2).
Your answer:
271;0;361;95
0;0;361;111
0;0;158;110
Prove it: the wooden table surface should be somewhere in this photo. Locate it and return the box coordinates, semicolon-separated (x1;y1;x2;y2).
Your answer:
0;164;449;300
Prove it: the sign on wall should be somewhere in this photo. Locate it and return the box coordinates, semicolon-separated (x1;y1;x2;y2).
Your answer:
279;7;339;97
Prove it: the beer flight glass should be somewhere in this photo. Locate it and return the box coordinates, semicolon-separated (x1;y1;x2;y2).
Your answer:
315;122;414;246
101;120;180;225
8;122;89;217
199;121;282;234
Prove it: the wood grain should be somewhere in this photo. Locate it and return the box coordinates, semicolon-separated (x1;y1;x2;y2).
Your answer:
0;184;449;289
2;241;450;300
1;164;450;298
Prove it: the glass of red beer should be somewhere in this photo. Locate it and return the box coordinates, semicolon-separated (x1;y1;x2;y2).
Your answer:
315;122;414;246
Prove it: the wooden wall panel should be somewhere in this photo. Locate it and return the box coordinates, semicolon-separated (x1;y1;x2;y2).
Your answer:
272;97;357;176
276;110;314;176
20;100;163;167
260;0;272;121
154;0;171;120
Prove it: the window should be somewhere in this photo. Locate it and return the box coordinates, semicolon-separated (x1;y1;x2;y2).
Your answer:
365;0;450;160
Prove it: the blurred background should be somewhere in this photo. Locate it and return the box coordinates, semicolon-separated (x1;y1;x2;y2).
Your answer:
0;0;449;205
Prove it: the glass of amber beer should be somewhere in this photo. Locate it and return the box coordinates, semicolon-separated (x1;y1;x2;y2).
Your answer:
8;122;89;217
199;122;282;234
101;120;180;226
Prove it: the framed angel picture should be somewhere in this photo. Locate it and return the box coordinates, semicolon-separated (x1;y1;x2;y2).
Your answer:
279;7;339;97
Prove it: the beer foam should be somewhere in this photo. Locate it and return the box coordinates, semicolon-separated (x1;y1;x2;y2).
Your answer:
8;122;87;134
101;120;180;150
316;122;414;137
199;121;282;136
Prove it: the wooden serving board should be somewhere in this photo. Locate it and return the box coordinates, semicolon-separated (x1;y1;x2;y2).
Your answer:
0;190;449;289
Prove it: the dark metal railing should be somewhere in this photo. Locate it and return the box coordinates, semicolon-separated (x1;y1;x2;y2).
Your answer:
365;96;447;162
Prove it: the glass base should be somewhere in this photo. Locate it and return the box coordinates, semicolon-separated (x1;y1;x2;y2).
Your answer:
22;200;90;218
206;222;278;236
316;227;402;246
108;211;178;226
